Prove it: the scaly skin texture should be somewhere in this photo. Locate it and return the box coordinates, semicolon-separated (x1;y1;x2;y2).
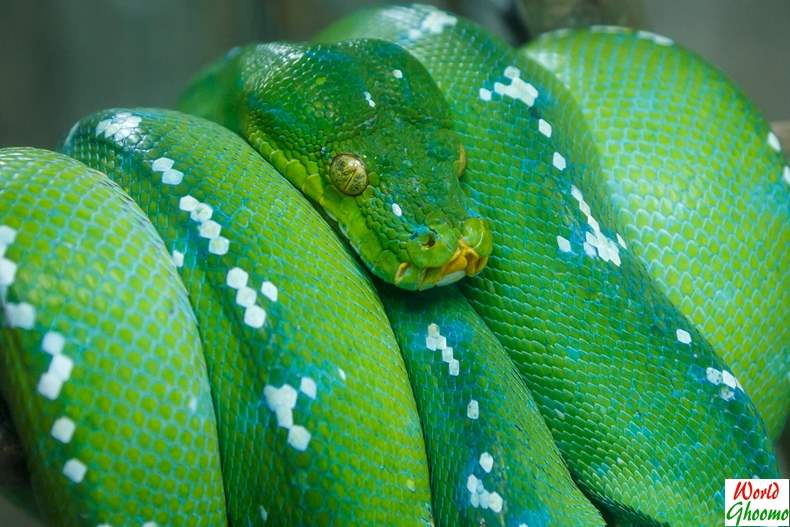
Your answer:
378;284;605;526
179;40;493;291
523;29;790;439
177;37;602;526
318;5;780;525
0;148;227;526
61;109;433;526
0;5;785;527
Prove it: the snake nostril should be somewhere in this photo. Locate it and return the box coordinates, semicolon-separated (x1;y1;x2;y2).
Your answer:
423;233;436;249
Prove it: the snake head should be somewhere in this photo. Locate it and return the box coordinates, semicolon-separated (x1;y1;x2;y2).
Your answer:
188;39;493;290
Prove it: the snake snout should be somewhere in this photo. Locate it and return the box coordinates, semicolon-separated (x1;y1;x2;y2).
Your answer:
395;216;493;290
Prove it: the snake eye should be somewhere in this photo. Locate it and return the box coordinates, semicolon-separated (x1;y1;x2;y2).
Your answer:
454;144;466;178
329;153;368;195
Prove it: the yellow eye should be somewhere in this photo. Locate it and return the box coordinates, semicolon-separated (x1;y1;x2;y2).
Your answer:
329;153;368;195
454;144;466;178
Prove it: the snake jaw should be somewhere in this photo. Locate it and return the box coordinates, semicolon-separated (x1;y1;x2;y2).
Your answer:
394;238;489;290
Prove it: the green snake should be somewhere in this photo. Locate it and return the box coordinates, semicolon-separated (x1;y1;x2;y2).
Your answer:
0;4;787;526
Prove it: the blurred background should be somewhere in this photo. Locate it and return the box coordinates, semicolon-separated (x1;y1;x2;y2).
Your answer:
1;0;788;524
1;0;789;149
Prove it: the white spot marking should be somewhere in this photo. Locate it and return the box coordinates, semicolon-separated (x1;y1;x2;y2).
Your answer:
198;220;222;240
392;69;403;79
479;88;492;102
492;70;538;107
51;417;76;443
467;399;479;420
338;368;347;381
721;370;739;390
466;474;478;493
275;406;293;428
235;286;257;308
569;187;622;267
552;152;566;170
0;225;16;245
287;425;311;451
441;346;454;363
783;166;790;186
364;91;375;108
178;195;199;212
616;233;627;248
504;65;520;79
190;202;213;222
259;505;268;522
260;281;278;302
208;236;230;255
42;331;65;355
63;458;87;483
768;131;781;152
151;157;174;172
425;335;439;351
226;267;248;289
171;250;184;268
420;10;457;34
50;354;74;382
466;469;502;510
38;373;63;400
5;302;35;329
556;235;571;253
299;377;317;399
188;397;198;413
159;168;182;185
243;305;266;328
265;384;297;410
392;203;403;217
479;452;494;473
706;367;723;385
488;491;503;513
449;359;460;376
676;329;692;344
0;258;17;286
538;119;552;137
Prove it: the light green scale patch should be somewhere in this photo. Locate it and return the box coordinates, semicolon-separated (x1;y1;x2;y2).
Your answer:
379;284;605;527
319;5;779;525
524;29;790;438
0;148;226;526
62;109;433;526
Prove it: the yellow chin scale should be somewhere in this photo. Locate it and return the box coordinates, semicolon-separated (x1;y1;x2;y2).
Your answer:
394;239;488;290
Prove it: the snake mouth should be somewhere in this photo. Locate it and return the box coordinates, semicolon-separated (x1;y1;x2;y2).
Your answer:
394;239;489;290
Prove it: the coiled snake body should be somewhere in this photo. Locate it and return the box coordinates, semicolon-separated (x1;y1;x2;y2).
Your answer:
0;4;787;526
